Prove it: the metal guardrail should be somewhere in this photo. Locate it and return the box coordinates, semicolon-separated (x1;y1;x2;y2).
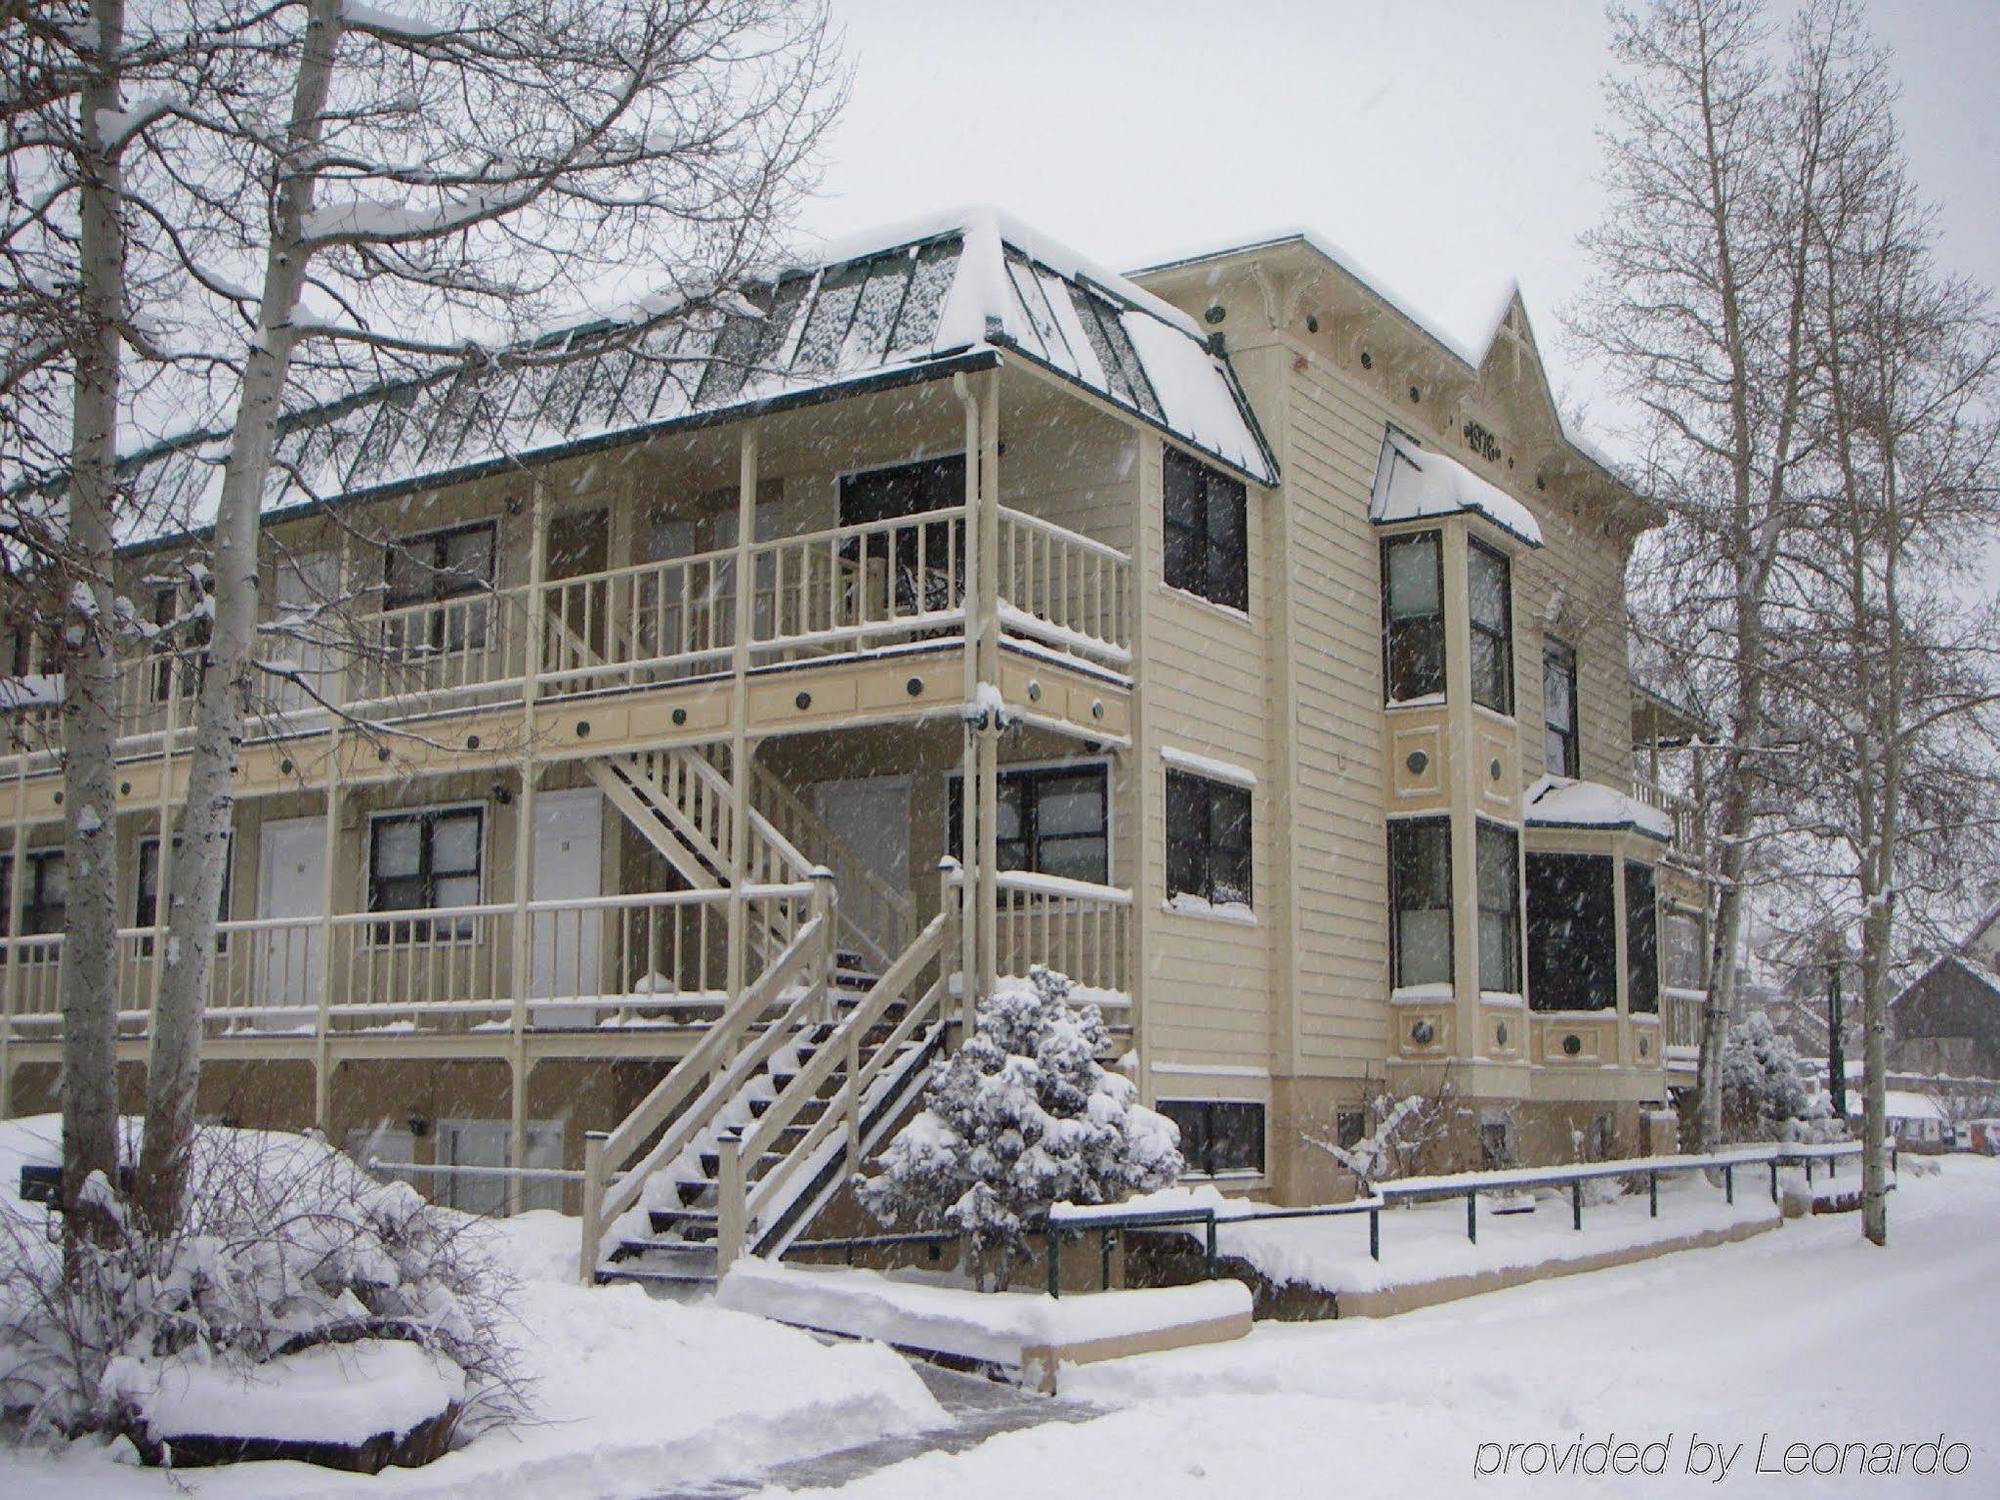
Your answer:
1041;1142;1888;1296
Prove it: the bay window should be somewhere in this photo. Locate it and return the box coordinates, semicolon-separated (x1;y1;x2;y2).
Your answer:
1388;817;1452;987
1381;531;1444;702
1468;539;1513;714
1477;822;1521;994
1526;852;1616;1010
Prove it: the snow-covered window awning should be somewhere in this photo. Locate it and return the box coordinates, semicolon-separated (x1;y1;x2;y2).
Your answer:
1369;429;1543;547
1523;775;1673;842
95;207;1276;551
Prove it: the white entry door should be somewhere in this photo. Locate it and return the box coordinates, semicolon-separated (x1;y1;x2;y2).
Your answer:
255;816;325;1012
812;777;911;895
530;789;602;1000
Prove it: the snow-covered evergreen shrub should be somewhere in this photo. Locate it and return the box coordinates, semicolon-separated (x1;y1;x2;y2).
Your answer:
860;966;1183;1290
0;1123;521;1454
1722;1012;1835;1141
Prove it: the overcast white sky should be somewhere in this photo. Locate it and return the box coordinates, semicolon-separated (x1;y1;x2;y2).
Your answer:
804;0;2000;462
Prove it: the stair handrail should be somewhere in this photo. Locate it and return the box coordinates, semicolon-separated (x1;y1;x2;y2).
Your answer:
580;899;829;1280
750;762;914;964
732;912;949;1242
673;744;814;884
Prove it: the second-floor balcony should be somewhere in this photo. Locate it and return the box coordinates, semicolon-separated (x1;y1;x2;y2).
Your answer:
4;502;1133;766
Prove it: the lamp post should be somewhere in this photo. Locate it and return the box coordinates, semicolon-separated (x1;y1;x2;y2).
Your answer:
1826;957;1845;1118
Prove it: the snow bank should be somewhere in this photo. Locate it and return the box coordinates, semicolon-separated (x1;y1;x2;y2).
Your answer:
717;1259;1250;1372
1109;1174;1774;1295
2;1146;948;1500
130;1340;462;1447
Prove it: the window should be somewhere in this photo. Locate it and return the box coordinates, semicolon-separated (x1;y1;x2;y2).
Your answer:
136;836;232;955
1163;447;1248;613
947;764;1108;884
1543;639;1578;777
369;807;482;941
1388;817;1452;987
1381;531;1444;702
0;850;65;936
1165;770;1251;909
148;583;212;703
1626;861;1659;1014
1336;1110;1367;1152
1476;822;1521;994
1663;910;1704;991
1468;539;1513;714
1526;852;1617;1010
384;522;495;651
1158;1100;1265;1176
1480;1114;1517;1171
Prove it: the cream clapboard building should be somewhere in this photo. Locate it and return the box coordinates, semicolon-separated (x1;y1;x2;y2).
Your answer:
0;209;1709;1281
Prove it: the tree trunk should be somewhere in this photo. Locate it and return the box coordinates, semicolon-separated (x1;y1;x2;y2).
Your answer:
134;0;345;1235
59;0;129;1230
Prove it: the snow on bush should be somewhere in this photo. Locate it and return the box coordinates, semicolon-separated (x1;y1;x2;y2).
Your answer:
1310;1079;1462;1192
860;966;1183;1290
0;1120;521;1460
1722;1012;1839;1142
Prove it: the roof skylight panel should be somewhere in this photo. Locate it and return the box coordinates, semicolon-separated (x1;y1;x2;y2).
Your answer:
789;259;869;377
884;237;959;359
843;253;917;369
691;308;765;409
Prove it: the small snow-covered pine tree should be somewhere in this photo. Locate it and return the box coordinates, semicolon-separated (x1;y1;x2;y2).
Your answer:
860;967;1182;1290
1721;1011;1831;1140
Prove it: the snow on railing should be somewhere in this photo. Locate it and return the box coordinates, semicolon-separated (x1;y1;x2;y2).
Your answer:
995;507;1131;665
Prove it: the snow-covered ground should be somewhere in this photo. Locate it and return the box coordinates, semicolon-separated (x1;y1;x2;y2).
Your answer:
752;1156;2000;1498
0;1118;946;1500
1059;1169;1776;1293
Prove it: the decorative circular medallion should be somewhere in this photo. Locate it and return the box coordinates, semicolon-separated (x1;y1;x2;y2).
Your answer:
1406;749;1429;775
1411;1019;1435;1046
1562;1033;1583;1057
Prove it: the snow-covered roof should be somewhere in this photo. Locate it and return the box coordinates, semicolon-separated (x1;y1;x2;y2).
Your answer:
1523;776;1674;842
1132;230;1635;487
1369;428;1543;546
106;208;1276;550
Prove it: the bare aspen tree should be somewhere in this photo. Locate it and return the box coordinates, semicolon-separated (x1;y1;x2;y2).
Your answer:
122;0;843;1233
1781;120;1999;1243
1575;0;1843;1150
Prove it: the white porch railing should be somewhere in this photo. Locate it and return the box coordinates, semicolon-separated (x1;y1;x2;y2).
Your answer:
0;885;817;1042
2;504;1132;758
991;868;1134;1000
1663;986;1705;1055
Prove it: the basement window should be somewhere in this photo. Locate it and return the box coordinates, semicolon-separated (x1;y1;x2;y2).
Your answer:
1164;447;1248;613
1159;1100;1265;1176
369;807;483;942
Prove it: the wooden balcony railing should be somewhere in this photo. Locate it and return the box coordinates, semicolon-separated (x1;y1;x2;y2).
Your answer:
0;884;817;1043
2;505;1131;764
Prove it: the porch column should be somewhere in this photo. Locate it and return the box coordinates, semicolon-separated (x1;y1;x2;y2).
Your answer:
508;476;551;1212
0;761;26;1115
726;423;759;1011
975;373;1002;1005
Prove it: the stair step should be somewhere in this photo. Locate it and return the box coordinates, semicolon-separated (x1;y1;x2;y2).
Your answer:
612;1236;720;1263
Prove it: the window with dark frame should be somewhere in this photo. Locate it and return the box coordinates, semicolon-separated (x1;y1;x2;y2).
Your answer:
1381;530;1445;702
1388;817;1452;987
1468;538;1513;715
1163;447;1248;613
1526;851;1617;1010
149;582;213;703
1626;861;1659;1014
383;522;496;652
1158;1100;1266;1176
368;807;483;942
1543;638;1579;777
1165;769;1252;909
1476;822;1522;994
946;764;1108;884
0;850;65;936
1336;1110;1367;1152
136;836;232;954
